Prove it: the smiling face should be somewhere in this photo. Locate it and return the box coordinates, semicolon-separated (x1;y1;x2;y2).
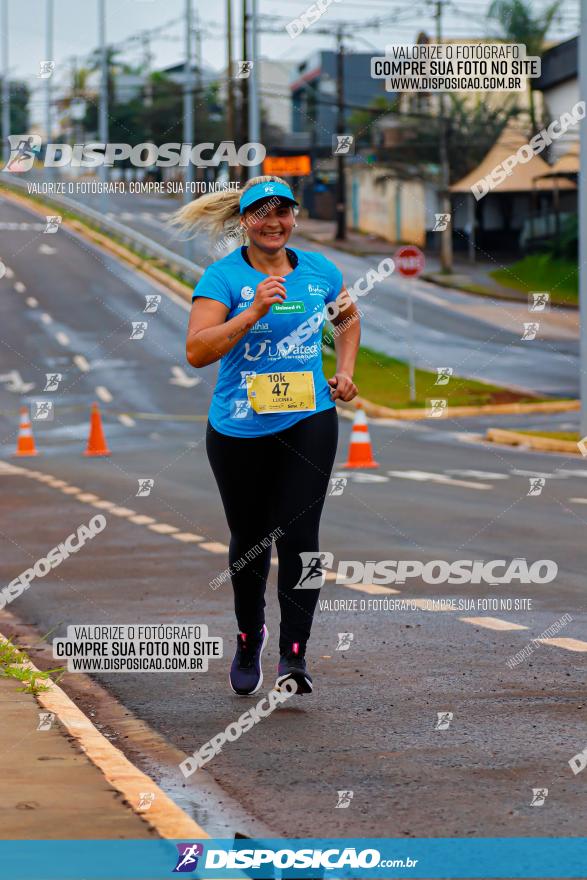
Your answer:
243;198;295;254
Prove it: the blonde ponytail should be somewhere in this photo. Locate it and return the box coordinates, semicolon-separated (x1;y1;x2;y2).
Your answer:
168;175;292;243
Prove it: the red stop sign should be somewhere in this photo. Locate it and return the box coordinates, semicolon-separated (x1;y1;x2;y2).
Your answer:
395;245;425;277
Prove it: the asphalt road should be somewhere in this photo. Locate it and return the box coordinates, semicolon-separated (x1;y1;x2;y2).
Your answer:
13;178;579;397
0;193;585;841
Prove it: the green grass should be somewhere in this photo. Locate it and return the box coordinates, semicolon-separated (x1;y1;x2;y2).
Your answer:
321;344;545;409
516;430;579;442
490;254;578;306
0;637;65;695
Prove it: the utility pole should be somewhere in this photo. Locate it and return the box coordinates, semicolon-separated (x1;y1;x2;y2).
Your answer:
98;0;108;213
580;0;587;436
240;0;249;184
1;0;10;166
335;28;346;240
435;0;452;272
44;0;54;184
183;0;195;259
247;0;261;178
45;0;53;142
226;0;235;145
142;32;153;109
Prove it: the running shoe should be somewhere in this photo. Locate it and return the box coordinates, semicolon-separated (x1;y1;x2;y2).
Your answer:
229;624;268;696
276;641;313;694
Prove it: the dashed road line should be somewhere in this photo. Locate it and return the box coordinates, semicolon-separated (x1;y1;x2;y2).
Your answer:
118;414;136;427
388;470;492;490
14;281;26;293
40;312;53;325
74;355;90;372
55;331;70;346
1;461;583;657
95;386;113;403
535;637;587;652
460;616;529;631
25;296;38;308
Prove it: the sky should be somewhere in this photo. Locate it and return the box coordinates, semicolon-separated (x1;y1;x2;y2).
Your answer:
1;0;581;123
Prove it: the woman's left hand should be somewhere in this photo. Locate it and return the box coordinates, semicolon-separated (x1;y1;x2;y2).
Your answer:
328;372;358;402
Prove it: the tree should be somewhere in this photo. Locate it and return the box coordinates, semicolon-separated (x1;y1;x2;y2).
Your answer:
487;0;563;132
373;94;519;185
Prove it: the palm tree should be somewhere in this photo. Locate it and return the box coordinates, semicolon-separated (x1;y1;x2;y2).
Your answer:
487;0;563;132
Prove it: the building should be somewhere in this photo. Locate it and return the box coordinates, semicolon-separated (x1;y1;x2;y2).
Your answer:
291;50;390;149
535;36;579;161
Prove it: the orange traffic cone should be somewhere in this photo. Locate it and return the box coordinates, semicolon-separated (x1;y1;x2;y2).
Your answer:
13;406;39;457
343;404;379;468
84;403;111;456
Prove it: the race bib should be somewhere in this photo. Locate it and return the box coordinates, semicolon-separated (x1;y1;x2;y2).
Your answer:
246;371;316;414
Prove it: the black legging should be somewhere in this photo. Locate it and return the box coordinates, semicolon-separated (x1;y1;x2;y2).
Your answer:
206;408;338;654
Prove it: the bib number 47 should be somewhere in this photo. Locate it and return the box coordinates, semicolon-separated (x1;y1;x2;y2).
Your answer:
268;373;289;396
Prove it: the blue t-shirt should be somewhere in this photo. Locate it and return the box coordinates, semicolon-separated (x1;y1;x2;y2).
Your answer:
192;246;343;437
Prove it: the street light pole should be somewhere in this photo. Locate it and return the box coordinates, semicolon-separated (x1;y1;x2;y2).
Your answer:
580;0;587;436
335;27;346;241
1;0;10;166
98;0;108;213
247;0;261;178
435;0;452;273
45;0;53;142
183;0;194;259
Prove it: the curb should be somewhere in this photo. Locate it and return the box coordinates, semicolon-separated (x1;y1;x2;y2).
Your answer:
0;631;209;840
485;427;581;454
337;397;579;421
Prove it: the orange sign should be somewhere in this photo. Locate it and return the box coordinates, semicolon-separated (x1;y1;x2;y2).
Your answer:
262;155;311;177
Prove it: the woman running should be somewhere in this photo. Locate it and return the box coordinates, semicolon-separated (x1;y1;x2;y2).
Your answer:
173;176;360;696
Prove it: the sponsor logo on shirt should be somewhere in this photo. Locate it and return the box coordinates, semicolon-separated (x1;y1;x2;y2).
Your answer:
308;283;328;296
240;286;255;300
271;301;305;314
243;339;320;362
251;321;270;333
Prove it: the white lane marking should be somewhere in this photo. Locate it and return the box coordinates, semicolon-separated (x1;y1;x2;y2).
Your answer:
535;637;587;652
55;331;70;346
460;616;529;631
76;493;100;502
14;281;26;293
108;506;136;517
148;523;179;534
38;244;57;254
61;486;81;494
169;366;201;388
172;532;204;543
118;414;136;427
95;386;113;403
74;355;90;372
25;297;38;308
387;470;492;490
334;470;389;483
199;542;230;554
90;499;117;510
339;582;400;595
446;469;509;480
0;370;35;393
128;514;156;525
569;498;587;505
3;266;14;278
40;312;53;324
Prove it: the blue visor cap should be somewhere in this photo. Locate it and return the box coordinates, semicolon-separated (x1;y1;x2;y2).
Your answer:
239;181;299;214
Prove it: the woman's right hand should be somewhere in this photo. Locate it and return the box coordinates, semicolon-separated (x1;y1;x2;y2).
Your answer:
251;276;287;318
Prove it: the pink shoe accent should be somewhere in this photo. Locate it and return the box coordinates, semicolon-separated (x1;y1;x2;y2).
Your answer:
292;642;299;655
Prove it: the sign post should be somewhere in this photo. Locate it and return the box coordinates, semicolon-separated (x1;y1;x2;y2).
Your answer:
395;245;426;402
